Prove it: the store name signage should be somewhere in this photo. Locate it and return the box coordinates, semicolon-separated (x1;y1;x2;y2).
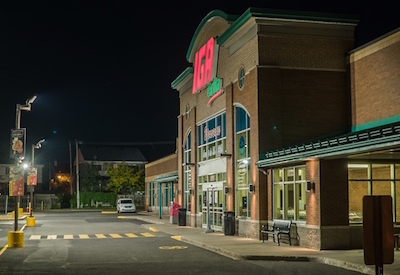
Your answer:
204;125;221;142
207;77;223;106
192;37;218;94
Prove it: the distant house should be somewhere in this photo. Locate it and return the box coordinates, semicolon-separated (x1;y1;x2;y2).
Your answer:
77;144;148;177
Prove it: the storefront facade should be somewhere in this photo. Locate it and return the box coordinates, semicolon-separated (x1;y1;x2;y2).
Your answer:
147;7;399;250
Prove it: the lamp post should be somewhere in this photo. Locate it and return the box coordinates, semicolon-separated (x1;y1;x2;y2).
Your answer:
30;139;45;218
13;95;37;232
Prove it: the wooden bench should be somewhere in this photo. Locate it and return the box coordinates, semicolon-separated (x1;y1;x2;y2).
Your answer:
260;219;292;246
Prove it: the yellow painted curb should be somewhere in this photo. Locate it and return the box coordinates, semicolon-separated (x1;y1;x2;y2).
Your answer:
171;236;182;241
26;216;36;227
8;231;24;248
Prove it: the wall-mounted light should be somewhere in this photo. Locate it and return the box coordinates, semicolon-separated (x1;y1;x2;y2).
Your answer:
306;181;315;192
249;184;255;192
182;162;195;167
189;189;194;195
224;186;230;194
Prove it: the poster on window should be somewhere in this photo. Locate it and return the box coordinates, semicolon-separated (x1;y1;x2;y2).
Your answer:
27;167;37;186
236;161;248;188
9;166;24;196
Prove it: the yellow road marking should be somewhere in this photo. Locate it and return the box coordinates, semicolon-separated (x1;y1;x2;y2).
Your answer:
47;235;57;239
95;234;106;239
110;233;123;238
64;235;74;239
125;233;138;238
79;234;89;239
0;245;8;256
117;216;125;219
171;236;182;241
30;235;41;240
141;232;154;237
149;227;159;232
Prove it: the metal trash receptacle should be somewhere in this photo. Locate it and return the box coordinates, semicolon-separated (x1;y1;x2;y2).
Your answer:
178;208;186;226
224;211;235;235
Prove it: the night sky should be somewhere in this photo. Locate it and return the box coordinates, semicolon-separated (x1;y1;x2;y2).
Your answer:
1;1;399;165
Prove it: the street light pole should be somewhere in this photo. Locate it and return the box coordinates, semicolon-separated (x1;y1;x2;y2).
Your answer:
13;95;37;232
30;139;44;218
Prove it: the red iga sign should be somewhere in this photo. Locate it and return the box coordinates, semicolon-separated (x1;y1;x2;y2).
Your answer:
192;37;218;94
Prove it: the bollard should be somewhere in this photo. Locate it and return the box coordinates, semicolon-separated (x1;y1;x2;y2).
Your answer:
41;201;43;210
8;231;24;248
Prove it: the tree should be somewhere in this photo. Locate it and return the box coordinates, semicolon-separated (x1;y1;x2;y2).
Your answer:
80;163;101;192
106;162;144;194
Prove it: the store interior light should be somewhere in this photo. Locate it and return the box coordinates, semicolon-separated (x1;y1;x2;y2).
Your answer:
348;164;369;168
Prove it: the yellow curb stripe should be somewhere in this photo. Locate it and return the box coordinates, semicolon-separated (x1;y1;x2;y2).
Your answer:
171;236;182;241
149;227;159;232
95;234;106;239
110;233;123;238
47;235;57;239
0;245;8;256
117;216;125;219
125;233;138;238
64;235;74;239
79;234;89;239
141;232;155;237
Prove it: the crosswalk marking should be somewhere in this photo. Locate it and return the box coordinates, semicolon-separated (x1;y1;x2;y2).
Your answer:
27;232;157;240
140;232;155;237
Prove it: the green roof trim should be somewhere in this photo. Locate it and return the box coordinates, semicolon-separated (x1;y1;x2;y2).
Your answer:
154;172;178;183
186;10;240;62
257;122;400;168
171;67;194;89
218;8;358;45
352;114;400;132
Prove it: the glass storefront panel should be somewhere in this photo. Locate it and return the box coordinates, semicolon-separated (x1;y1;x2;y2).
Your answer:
274;184;283;219
396;164;400;179
348;164;368;180
296;182;306;221
273;169;283;182
237;189;248;217
348;180;368;223
372;164;391;179
284;184;294;220
372;181;391;196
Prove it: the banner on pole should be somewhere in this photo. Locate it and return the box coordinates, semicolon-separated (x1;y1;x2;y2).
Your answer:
9;166;24;196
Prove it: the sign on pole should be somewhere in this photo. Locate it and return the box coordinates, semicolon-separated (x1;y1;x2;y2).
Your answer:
363;195;394;274
9;166;24;196
27;167;37;186
10;128;26;159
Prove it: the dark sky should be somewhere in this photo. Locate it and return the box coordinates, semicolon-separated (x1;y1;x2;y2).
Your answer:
1;0;399;164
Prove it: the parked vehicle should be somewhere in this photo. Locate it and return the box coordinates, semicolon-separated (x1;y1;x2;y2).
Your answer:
117;198;136;213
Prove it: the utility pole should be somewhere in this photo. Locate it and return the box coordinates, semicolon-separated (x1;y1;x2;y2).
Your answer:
69;141;73;195
75;140;80;209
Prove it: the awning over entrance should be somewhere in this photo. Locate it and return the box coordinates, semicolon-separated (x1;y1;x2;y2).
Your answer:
257;123;400;168
153;172;178;183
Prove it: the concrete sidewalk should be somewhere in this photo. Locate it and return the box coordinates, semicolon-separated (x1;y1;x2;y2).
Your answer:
135;212;400;275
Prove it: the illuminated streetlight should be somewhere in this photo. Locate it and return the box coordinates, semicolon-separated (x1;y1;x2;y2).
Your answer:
29;139;45;219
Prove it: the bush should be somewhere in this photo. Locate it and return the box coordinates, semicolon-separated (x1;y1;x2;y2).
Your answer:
70;192;117;208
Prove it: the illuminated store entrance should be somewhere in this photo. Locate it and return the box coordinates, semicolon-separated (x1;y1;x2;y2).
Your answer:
202;182;224;231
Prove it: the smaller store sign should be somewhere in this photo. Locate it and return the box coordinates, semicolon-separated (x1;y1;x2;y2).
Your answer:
9;166;24;196
10;128;26;159
204;125;221;142
237;161;248;188
207;78;223;106
27;167;37;186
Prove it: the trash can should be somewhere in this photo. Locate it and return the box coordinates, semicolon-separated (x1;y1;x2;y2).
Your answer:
178;208;186;226
224;211;235;235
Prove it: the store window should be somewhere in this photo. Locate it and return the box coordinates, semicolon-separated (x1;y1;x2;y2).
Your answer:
197;112;226;162
272;166;306;221
238;66;245;90
183;132;191;210
348;163;399;223
235;106;251;218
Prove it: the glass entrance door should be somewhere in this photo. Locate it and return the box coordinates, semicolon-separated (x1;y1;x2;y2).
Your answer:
202;182;223;231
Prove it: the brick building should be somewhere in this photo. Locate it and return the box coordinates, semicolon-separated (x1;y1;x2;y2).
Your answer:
145;8;400;250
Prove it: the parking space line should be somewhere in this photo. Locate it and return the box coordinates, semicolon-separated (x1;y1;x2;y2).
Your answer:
149;227;159;232
95;234;106;239
141;232;155;237
109;233;123;238
79;234;89;239
125;233;138;238
47;235;57;239
30;235;41;240
64;235;74;239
